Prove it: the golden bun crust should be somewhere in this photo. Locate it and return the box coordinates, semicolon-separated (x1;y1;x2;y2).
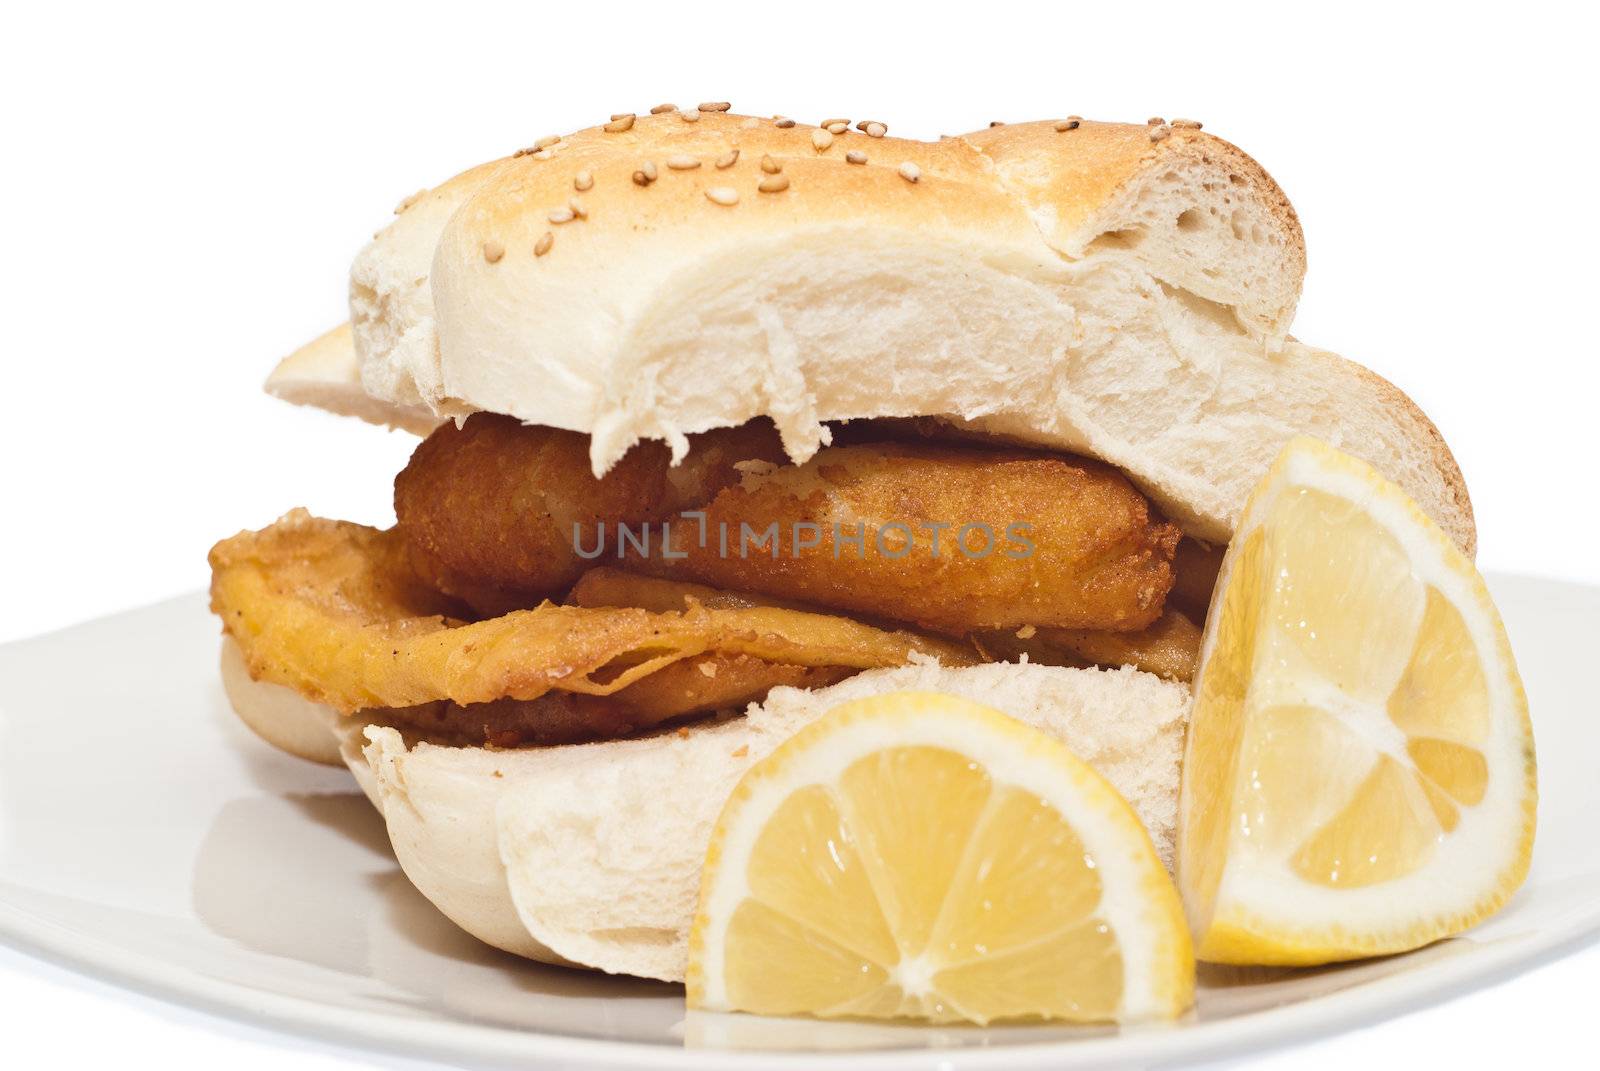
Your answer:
961;120;1305;330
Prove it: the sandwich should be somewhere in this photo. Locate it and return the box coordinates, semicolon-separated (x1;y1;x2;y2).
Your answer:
211;109;1474;984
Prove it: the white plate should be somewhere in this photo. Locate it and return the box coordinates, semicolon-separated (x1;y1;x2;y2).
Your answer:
0;576;1596;1069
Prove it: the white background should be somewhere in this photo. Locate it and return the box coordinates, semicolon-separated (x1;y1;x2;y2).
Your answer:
2;1;1596;1067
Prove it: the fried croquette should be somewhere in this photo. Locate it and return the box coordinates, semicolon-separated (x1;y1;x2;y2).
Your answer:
632;442;1180;634
394;413;787;608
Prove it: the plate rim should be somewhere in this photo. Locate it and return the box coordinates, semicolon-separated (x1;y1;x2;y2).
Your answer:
4;890;1594;1070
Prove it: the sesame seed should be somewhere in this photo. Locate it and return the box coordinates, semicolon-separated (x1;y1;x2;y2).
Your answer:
574;170;594;191
1053;119;1081;131
1172;118;1203;129
698;101;732;112
774;117;795;128
665;154;702;170
532;149;553;160
758;174;790;193
989;120;1005;127
821;117;850;129
610;113;632;121
845;149;867;164
512;147;535;158
898;161;920;183
680;109;701;123
640;160;658;181
569;197;588;219
1015;624;1037;639
811;128;834;152
482;240;505;263
1149;123;1172;142
864;121;887;138
534;232;553;257
548;206;575;224
716;149;740;169
535;135;561;149
650;103;677;114
824;120;849;134
393;189;427;214
1148;116;1165;126
604;114;636;132
760;154;782;174
705;186;739;205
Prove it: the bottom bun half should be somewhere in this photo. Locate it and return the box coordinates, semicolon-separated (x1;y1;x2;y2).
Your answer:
220;644;1190;983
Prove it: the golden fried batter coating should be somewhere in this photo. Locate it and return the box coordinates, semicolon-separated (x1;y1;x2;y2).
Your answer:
394;413;786;607
209;510;974;714
633;443;1180;634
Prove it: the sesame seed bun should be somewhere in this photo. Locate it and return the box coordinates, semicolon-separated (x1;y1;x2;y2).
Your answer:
278;109;1470;551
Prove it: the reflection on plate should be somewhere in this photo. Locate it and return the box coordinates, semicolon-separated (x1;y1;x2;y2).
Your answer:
0;577;1597;1069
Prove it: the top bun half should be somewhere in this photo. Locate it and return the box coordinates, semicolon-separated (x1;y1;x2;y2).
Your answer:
279;110;1470;551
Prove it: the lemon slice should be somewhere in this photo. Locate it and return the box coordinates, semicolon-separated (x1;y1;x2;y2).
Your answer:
1179;437;1536;965
686;692;1194;1024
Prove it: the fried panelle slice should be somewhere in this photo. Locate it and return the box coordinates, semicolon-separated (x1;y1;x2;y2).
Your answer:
1037;611;1203;682
365;566;861;746
975;610;1203;682
576;568;1199;681
209;511;975;714
380;656;854;747
569;567;822;614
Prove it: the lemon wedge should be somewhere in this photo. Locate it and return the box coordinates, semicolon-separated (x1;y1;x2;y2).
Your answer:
686;692;1194;1024
1179;437;1536;965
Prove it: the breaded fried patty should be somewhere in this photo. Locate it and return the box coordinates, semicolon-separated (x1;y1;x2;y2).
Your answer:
394;414;787;608
634;442;1180;634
